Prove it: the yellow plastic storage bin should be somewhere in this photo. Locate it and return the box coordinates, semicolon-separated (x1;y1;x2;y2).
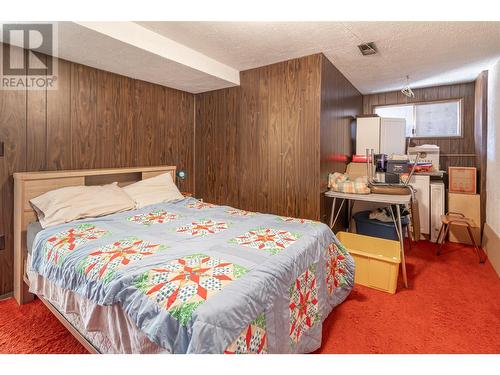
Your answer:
337;231;401;294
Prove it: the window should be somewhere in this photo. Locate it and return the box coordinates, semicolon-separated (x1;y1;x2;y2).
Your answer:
374;99;462;138
375;104;414;136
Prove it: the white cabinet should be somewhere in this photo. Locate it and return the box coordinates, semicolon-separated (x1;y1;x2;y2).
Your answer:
356;117;381;154
430;182;445;242
356;116;406;156
380;117;407;155
409;175;430;237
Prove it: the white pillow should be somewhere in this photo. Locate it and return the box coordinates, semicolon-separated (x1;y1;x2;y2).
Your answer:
30;183;136;228
122;172;184;208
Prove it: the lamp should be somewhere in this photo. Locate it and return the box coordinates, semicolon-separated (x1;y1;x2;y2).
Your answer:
176;170;186;189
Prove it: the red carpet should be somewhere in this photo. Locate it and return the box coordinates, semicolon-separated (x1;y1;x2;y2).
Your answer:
0;241;499;354
0;298;88;354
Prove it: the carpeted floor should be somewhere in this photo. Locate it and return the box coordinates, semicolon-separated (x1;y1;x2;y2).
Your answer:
1;240;499;354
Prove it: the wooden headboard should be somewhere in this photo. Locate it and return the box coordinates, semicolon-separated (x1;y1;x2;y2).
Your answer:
13;165;176;304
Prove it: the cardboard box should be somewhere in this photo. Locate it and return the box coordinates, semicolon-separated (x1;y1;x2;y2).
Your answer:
345;162;370;180
448;193;481;245
449;167;477;194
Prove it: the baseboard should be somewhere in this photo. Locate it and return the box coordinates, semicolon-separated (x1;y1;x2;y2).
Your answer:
0;292;13;301
482;223;500;277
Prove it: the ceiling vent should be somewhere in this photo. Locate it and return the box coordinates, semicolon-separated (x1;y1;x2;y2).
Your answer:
357;42;377;56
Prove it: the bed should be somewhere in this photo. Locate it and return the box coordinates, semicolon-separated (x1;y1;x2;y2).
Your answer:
14;166;354;354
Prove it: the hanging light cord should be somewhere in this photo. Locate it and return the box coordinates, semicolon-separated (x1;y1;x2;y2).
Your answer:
342;23;415;99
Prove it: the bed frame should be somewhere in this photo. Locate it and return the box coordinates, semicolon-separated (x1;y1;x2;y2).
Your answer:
12;166;177;353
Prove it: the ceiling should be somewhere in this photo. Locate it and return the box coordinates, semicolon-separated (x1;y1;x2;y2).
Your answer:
137;22;500;94
5;21;500;94
56;22;239;93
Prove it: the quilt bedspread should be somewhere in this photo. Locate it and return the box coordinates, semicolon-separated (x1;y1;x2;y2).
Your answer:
30;197;354;353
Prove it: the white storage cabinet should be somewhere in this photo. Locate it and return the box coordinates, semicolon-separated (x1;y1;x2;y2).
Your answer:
430;181;445;242
356;116;406;156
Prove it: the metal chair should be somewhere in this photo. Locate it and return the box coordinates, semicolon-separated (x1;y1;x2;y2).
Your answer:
435;212;486;263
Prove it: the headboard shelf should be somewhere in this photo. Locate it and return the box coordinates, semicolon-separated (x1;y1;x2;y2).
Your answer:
85;172;142;187
13;165;176;305
13;165;176;180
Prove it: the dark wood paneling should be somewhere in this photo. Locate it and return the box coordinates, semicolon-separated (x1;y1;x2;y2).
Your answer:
474;71;488;229
196;55;325;218
163;87;178;166
195;53;361;222
362;82;476;170
0;45;26;295
320;56;363;224
46;59;71;170
262;62;284;216
238;62;288;215
26;53;47;171
71;63;98;169
238;67;266;212
0;46;195;295
282;55;322;219
165;87;195;193
196;87;240;207
133;80;154;166
96;70;134;168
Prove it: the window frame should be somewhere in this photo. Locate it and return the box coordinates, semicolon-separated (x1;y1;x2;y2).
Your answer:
374;98;464;139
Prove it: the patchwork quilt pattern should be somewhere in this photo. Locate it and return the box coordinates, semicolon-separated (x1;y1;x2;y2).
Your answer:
325;243;348;295
224;314;268;354
230;228;300;255
226;208;255;216
79;237;166;283
136;254;247;326
226;208;256;216
277;216;318;224
44;224;110;265
186;201;217;209
176;219;229;237
289;265;320;344
30;198;354;353
127;210;179;226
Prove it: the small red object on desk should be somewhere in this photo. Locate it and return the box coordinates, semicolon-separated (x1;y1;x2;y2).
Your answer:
352;155;368;163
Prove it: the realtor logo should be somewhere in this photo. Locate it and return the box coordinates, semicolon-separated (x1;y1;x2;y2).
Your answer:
1;23;58;90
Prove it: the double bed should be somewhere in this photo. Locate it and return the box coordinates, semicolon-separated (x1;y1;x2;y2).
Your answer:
13;166;354;354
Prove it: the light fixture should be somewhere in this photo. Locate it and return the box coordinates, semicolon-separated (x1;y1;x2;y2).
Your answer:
175;170;186;189
176;170;187;180
401;75;415;98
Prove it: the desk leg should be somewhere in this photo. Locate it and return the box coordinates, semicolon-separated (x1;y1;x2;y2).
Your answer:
329;197;337;229
347;200;354;232
332;199;345;230
396;204;408;288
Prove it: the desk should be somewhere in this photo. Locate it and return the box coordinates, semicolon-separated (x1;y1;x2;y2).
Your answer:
325;190;412;288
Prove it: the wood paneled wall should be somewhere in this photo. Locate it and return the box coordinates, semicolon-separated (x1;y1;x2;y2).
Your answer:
196;53;362;222
362;82;476;170
196;54;323;219
320;58;363;223
0;45;195;296
195;87;241;208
